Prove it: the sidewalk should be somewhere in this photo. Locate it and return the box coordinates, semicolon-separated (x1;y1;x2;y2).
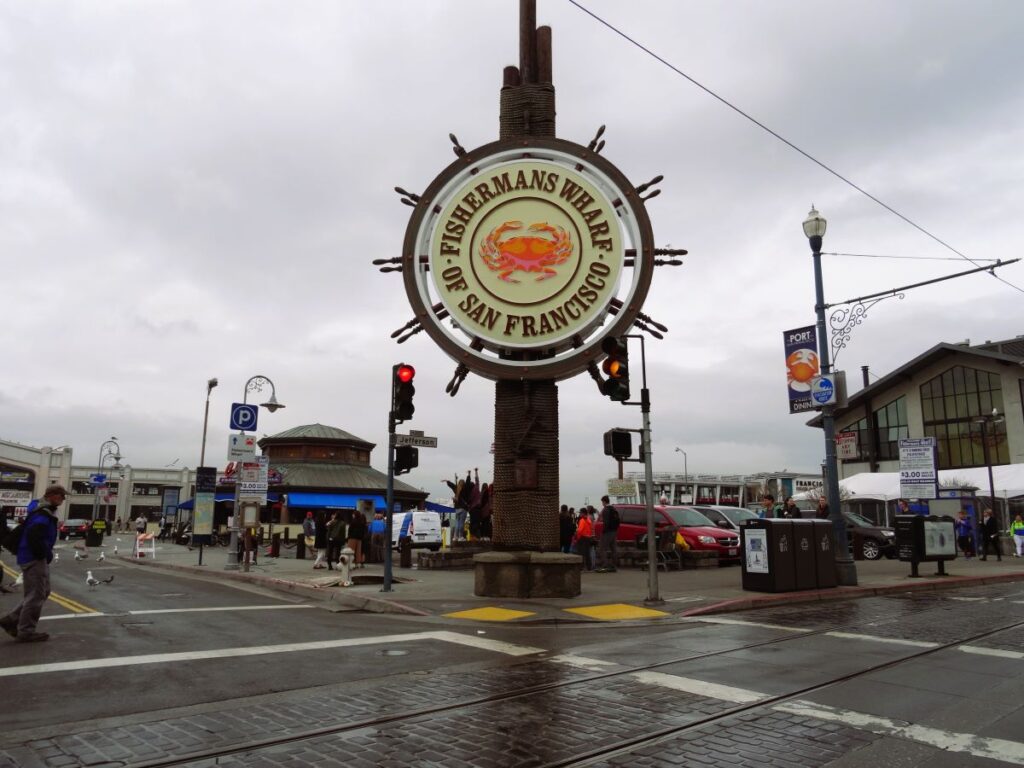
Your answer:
107;537;1024;622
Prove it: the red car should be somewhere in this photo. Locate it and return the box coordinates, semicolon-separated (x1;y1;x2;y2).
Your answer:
595;504;741;564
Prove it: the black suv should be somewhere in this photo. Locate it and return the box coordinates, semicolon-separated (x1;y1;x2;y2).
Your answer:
843;511;896;560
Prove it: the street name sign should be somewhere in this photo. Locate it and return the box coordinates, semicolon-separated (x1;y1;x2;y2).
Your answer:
394;433;439;448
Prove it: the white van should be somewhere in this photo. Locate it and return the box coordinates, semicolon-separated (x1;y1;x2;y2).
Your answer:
391;510;442;551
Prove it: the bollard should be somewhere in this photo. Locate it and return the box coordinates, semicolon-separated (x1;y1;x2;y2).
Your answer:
337;545;354;586
295;533;306;560
284;528;291;543
270;532;281;558
399;536;412;568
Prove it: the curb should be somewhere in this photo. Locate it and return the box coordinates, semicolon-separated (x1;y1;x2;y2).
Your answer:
679;570;1024;617
113;555;431;617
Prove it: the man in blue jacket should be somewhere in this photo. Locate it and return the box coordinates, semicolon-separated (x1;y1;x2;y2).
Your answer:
1;485;65;642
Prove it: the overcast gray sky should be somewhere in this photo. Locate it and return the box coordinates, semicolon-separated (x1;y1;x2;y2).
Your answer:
2;0;1022;506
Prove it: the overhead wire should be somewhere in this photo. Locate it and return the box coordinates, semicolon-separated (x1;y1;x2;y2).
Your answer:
825;252;1000;262
567;0;1024;295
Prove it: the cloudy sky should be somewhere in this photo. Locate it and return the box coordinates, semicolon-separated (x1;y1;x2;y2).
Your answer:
2;0;1022;506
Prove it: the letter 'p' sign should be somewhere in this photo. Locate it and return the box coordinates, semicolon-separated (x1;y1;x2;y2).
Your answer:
230;403;259;432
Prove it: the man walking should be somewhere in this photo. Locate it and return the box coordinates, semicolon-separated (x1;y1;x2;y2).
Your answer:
596;495;620;572
1;485;65;643
979;508;1002;561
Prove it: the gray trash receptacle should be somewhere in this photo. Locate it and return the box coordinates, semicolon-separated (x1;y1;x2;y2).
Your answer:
791;520;817;590
741;519;795;592
810;519;837;589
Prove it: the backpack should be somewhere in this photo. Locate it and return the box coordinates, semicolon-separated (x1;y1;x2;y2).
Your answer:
3;522;24;556
607;506;620;530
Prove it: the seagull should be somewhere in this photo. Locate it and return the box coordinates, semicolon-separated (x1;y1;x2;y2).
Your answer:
74;551;83;561
53;552;59;563
86;571;100;588
98;551;105;562
113;545;118;555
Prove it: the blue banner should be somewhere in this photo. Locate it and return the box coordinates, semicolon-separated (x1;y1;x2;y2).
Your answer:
783;325;819;414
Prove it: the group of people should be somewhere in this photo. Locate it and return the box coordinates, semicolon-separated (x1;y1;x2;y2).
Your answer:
301;509;369;571
444;468;492;542
955;508;1021;561
559;496;620;572
759;494;831;520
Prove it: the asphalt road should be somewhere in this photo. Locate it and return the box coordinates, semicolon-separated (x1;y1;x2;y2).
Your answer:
2;550;1023;768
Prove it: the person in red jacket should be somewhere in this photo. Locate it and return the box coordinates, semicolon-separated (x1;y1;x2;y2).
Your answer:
575;510;595;572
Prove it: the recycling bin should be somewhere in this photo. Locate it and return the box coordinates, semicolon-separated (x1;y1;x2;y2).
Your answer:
791;521;817;591
810;519;837;589
741;519;795;593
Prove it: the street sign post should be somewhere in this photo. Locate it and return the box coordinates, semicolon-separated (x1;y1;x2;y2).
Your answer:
228;433;257;461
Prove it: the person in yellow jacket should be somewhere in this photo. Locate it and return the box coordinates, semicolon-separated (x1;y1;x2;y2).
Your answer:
1011;513;1024;557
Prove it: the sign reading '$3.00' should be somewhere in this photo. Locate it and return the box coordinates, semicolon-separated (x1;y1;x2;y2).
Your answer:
431;160;623;349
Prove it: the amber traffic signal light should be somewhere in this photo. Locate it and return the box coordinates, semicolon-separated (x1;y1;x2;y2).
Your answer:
601;337;630;402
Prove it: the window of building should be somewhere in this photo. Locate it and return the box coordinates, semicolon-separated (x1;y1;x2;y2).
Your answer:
839;396;908;461
921;366;1008;469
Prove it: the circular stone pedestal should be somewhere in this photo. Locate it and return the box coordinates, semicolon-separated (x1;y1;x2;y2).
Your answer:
473;551;581;598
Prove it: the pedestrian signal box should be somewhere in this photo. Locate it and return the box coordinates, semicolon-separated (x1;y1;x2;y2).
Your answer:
603;429;632;459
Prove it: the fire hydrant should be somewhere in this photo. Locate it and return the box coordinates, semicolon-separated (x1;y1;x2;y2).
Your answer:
337;545;355;587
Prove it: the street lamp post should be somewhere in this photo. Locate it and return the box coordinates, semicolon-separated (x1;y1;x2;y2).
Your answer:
200;377;218;468
804;206;857;586
975;408;1005;527
92;437;121;522
227;375;285;571
674;447;688;503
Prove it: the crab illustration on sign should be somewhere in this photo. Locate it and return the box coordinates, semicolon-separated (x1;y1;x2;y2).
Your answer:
479;220;571;282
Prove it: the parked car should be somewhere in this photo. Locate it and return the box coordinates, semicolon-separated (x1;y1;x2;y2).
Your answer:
391;510;442;551
58;518;91;540
843;510;896;560
693;505;760;534
596;504;741;564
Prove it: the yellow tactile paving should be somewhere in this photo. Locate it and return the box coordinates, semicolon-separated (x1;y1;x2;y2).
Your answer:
443;606;537;621
563;603;669;621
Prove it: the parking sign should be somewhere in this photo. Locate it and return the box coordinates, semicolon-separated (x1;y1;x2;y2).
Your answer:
230;403;259;431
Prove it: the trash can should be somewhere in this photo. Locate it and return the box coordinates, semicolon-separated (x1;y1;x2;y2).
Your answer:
741;519;796;592
810;519;837;589
791;520;817;591
85;519;106;547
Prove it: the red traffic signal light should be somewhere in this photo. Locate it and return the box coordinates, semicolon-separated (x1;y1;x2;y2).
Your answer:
392;363;416;422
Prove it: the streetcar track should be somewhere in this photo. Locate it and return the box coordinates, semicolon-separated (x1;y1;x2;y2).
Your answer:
130;599;1024;768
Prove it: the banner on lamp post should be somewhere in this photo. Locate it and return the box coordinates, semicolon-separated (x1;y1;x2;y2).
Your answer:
783;325;819;414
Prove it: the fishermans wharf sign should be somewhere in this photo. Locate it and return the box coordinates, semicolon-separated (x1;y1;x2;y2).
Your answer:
402;137;655;381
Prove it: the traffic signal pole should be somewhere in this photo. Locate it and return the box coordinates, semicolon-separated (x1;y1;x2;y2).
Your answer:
383;416;396;593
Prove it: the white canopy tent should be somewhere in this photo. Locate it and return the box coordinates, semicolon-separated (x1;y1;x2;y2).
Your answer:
794;464;1024;502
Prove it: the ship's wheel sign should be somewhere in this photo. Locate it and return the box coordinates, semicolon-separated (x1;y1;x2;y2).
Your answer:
402;138;655;381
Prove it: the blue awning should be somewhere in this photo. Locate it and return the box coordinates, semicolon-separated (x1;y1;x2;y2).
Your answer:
425;501;454;515
177;492;279;510
287;493;386;510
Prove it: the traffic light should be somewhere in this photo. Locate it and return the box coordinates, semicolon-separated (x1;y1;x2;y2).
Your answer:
392;363;416;422
394;445;419;474
603;429;632;459
601;336;630;402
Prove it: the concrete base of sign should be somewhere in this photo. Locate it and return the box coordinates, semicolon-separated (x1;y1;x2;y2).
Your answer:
473;551;581;598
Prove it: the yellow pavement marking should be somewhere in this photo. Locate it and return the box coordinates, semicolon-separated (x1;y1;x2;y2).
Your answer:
443;607;536;621
2;563;97;614
563;603;669;621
